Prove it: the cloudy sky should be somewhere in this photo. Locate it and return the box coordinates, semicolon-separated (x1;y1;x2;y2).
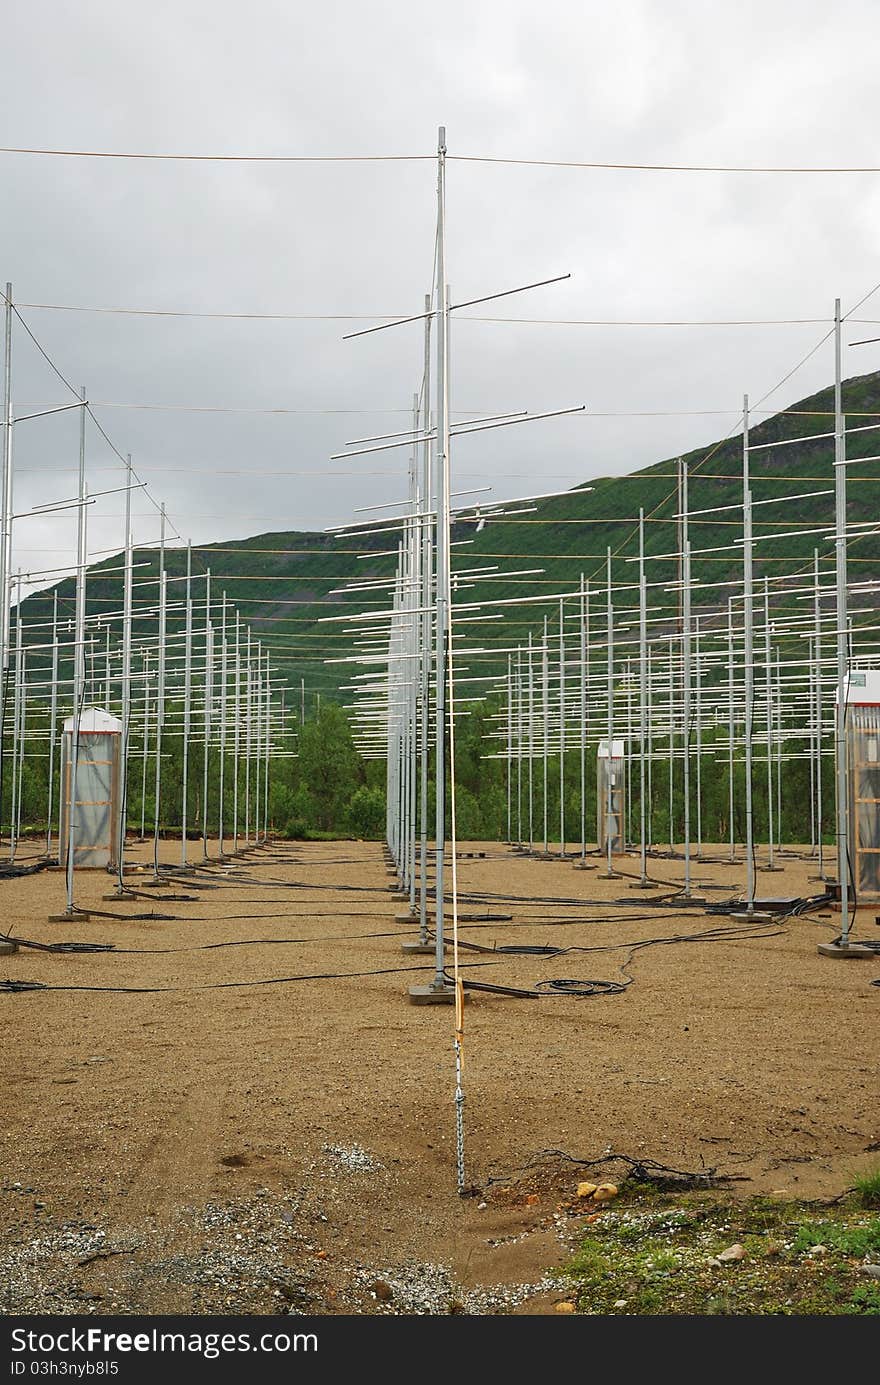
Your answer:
4;0;880;595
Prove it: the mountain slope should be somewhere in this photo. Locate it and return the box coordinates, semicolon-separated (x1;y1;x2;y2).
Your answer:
19;369;880;700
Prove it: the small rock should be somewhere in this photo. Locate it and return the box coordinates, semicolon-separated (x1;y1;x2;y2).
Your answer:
806;1244;827;1257
613;1299;628;1309
372;1280;393;1302
554;1300;575;1314
860;1262;880;1280
525;1193;539;1206
577;1182;598;1199
477;1201;487;1210
592;1183;618;1203
717;1243;746;1263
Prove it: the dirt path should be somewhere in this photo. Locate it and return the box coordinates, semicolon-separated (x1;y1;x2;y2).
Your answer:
0;838;877;1314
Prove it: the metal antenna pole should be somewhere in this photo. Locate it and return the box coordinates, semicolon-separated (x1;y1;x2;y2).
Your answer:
743;395;756;917
579;575;586;859
10;577;21;860
152;507;166;880
667;636;674;853
418;294;432;934
559;597;566;855
527;632;534;852
834;298;850;944
763;577;776;871
406;446;418;906
46;591;58;857
244;627;251;846
64;389;88;917
542;615;549;854
140;651;149;841
625;657;632;849
218;592;227;856
505;653;512;843
695;614;703;860
515;646;522;845
0;283;13;845
775;646;783;854
430;128;451;998
814;614;820;853
728;596;736;862
263;656;270;842
253;639;260;842
233;610;240;853
115;454;133;891
646;640;653;850
638;510;648;886
202;571;212;859
814;549;824;879
10;578;22;859
14;642;25;854
181;541;192;866
681;462;692;900
604;547;615;878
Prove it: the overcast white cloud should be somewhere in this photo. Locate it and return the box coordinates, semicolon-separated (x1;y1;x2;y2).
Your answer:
3;0;880;592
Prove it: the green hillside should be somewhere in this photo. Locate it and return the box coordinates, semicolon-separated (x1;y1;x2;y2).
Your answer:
19;369;880;701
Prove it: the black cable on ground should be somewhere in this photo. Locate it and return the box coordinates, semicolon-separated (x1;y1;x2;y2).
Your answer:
0;958;499;996
0;859;53;880
533;977;628;997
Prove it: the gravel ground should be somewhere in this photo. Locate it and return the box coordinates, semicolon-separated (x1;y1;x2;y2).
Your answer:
0;837;877;1314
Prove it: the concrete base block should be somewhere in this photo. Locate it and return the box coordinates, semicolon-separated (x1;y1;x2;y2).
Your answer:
817;940;877;959
573;860;596;871
101;892;137;902
408;983;460;1005
47;912;91;923
728;910;776;923
0;940;18;955
401;942;435;955
628;881;662;890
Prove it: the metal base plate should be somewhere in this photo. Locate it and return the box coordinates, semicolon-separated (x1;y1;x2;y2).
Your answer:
817;941;877;959
408;984;457;1005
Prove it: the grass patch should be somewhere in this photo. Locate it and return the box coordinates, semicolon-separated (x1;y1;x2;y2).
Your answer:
853;1166;880;1210
561;1189;880;1315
